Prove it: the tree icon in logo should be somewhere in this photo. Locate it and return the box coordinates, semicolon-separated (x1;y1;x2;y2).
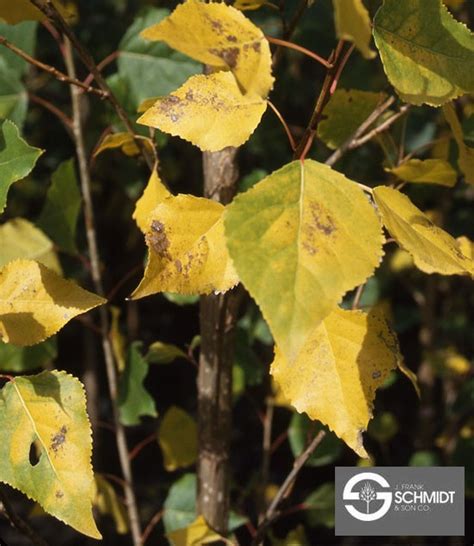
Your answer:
359;481;376;514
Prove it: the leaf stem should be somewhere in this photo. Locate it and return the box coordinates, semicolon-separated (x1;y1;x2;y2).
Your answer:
266;35;333;68
267;100;296;151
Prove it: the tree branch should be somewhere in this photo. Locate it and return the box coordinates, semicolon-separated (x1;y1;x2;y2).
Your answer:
28;0;154;170
63;39;143;546
0;35;107;97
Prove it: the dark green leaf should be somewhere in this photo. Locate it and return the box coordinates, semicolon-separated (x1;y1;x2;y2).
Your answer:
0;337;57;372
304;483;335;528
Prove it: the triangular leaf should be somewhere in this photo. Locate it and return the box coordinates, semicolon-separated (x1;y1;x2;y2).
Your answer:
138;71;267;152
0;120;43;213
224;160;383;362
0;260;106;346
158;406;197;471
118;341;157;426
37;160;81;254
133;169;171;233
141;0;274;98
167;515;223;546
373;186;473;275
443;102;474;184
0;370;101;538
271;307;403;457
386;158;457;187
373;0;474;106
333;0;376;59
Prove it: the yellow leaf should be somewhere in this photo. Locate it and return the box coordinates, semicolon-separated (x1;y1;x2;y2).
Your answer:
94;474;128;535
389;248;414;273
0;370;101;538
93;132;154;158
110;307;126;373
443;103;474;184
158;406;197;471
0;260;106;346
167;515;223;546
0;0;77;24
224;160;384;362
133;169;171;234
271;307;403;457
137;97;160;113
131;194;238;299
234;0;266;11
457;235;473;259
141;0;274;98
373;186;473;275
387;159;457;187
333;0;376;59
0;218;61;273
138;71;267;152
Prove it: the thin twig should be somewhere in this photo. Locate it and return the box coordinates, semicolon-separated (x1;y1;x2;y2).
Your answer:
349;105;411;149
0;487;50;546
273;0;310;66
259;401;274;521
141;509;163;545
83;50;120;88
29;93;73;133
266;35;333;68
251;430;326;546
352;282;366;310
129;432;157;462
29;0;154;170
325;96;396;166
267;100;296;151
0;35;107;97
63;39;143;546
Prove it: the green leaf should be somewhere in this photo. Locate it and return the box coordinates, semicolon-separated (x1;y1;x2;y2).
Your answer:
145;341;187;365
304;483;335;528
38;159;81;254
288;414;342;467
367;411;399;443
163;292;199;306
409;450;440;466
117;7;199;110
386;158;457;186
118;341;157;426
0;21;37;76
0;337;57;372
0;67;27;127
0;120;43;213
373;0;474;106
224;159;383;362
158;406;197;471
318;89;386;149
0;370;101;538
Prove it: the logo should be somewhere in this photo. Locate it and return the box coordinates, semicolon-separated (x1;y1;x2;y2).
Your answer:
342;472;392;521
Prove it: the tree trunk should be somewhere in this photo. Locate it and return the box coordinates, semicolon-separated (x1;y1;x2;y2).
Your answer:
197;147;239;534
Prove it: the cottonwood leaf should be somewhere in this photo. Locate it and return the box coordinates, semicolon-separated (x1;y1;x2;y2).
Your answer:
443;102;474;184
118;341;157;426
224;160;383;362
386;158;457;187
141;0;274;98
133;169;171;233
167;515;223;546
0;120;43;213
0;68;28;127
145;341;187;365
373;186;473;275
373;0;474;106
0;218;61;273
138;71;267;152
0;0;76;24
318;89;386;149
0;338;57;372
0;370;100;538
94;474;128;535
456;236;473;259
332;0;376;59
0;260;106;346
271;307;403;457
158;406;197;471
132;192;239;299
93;132;154;159
37;160;81;254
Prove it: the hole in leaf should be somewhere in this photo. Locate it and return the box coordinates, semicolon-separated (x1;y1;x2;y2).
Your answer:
29;441;40;467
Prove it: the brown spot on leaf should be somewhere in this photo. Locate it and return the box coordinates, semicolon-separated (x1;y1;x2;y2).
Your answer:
209;47;240;69
51;426;67;453
175;259;182;273
55;490;64;499
148;220;171;260
227;35;237;42
308;202;336;236
251;41;261;53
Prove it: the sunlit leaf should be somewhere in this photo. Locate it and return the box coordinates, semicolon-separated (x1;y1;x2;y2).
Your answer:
0;120;43;213
224;159;383;362
0;218;61;273
386;158;457;187
133;169;171;234
271;307;404;456
141;0;274;98
138;71;267;152
132;191;239;299
0;370;101;538
0;260;106;346
318;89;385;149
373;0;474;106
457;235;473;259
443;102;474;184
373;186;473;275
333;0;375;59
0;338;57;372
158;406;197;471
94;474;128;535
37;160;81;254
118;341;157;426
167;515;223;546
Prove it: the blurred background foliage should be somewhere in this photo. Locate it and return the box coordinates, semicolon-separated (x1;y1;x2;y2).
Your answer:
0;0;473;544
